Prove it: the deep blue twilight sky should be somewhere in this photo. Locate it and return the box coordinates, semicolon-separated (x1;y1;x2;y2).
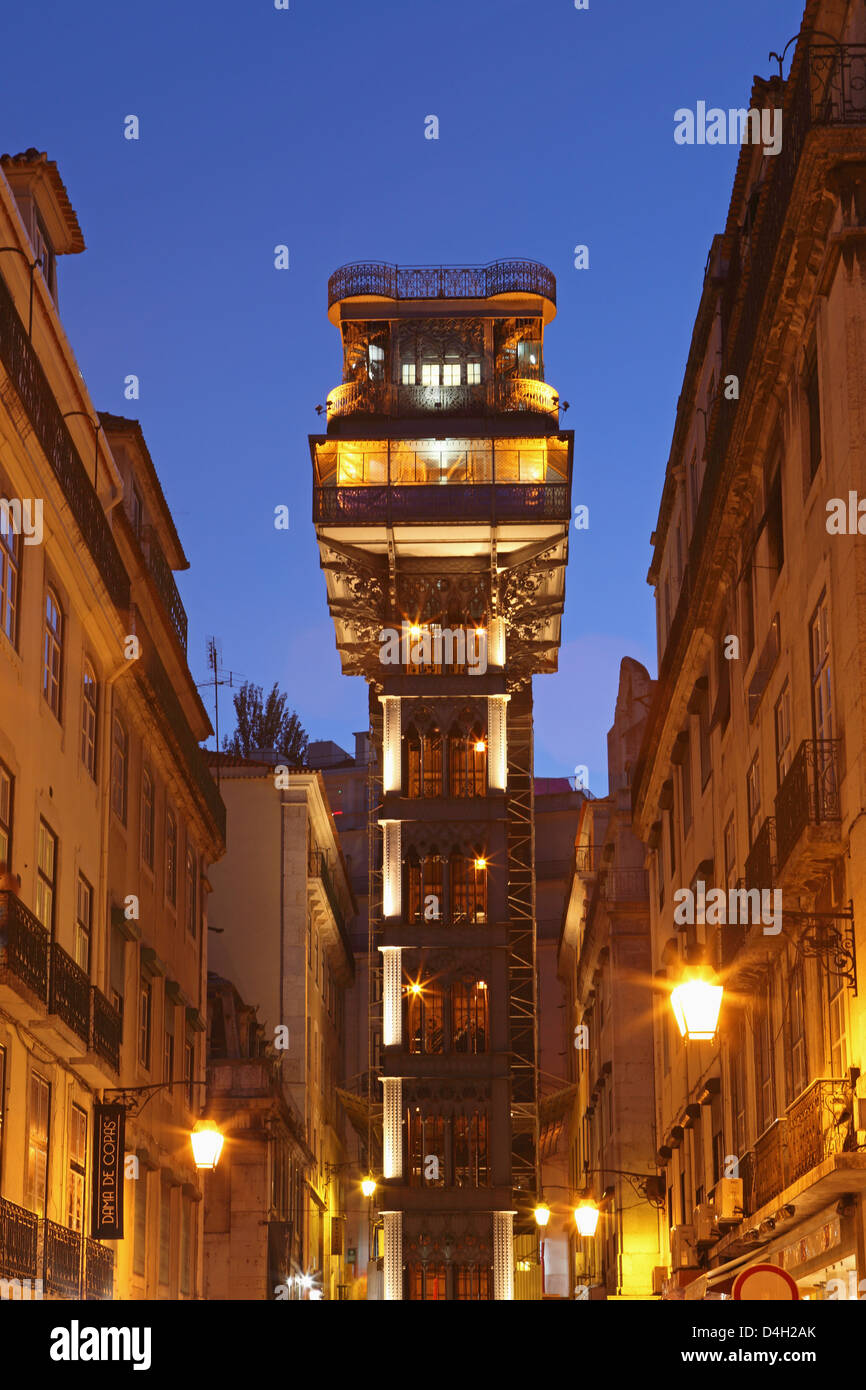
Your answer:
2;0;801;791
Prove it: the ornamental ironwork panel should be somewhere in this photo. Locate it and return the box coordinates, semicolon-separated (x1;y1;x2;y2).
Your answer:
91;987;122;1072
753;1118;788;1209
0;892;49;1002
314;483;570;525
142;525;188;651
84;1238;115;1300
745;817;776;891
0;271;130;613
48;942;91;1043
786;1077;856;1183
328;259;556;309
43;1220;82;1299
774;739;841;870
0;1197;39;1281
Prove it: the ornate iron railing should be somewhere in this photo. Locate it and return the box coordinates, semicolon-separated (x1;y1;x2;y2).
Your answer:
0;1197;39;1281
574;845;604;876
43;1220;82;1299
84;1238;115;1300
745;817;776;892
774;739;842;870
48;942;91;1043
142;525;188;651
497;378;559;417
754;1118;788;1209
786;1076;855;1183
737;1148;756;1217
600;868;649;902
0;891;49;1002
314;483;570;525
0;269;130;614
325;377;558;421
328;259;556;309
91;987;122;1072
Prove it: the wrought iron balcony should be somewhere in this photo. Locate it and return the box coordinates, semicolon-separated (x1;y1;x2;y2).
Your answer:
753;1118;788;1209
314;482;571;526
142;525;188;652
325;377;559;423
48;942;91;1044
786;1076;856;1184
0;1197;39;1282
91;986;122;1072
0;270;130;615
600;868;649;902
84;1238;115;1300
574;845;604;877
42;1219;82;1299
745;817;776;891
774;739;842;873
0;891;49;1004
328;259;556;309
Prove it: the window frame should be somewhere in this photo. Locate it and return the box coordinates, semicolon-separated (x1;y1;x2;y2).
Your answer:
42;587;63;718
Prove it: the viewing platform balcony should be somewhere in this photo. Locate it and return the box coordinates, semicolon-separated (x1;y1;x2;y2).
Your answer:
327;258;556;312
325;377;560;425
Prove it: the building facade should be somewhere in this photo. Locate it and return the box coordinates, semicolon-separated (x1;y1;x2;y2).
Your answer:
632;6;866;1298
0;150;225;1301
205;756;355;1300
312;258;573;1299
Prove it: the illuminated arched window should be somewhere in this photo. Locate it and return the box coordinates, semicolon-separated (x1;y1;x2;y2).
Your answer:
406;979;446;1055
449;724;486;797
406;850;444;925
406;723;443;798
453;1112;490;1188
452;978;489;1054
450;852;487;925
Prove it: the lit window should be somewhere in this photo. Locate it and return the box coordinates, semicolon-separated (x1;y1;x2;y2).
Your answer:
139;977;152;1068
81;662;98;779
401;363;416;385
36;820;57;931
75;874;92;973
67;1104;87;1232
25;1072;50;1216
166;810;178;904
466;362;481;385
0;499;20;645
186;846;197;936
421;363;440;387
111;717;128;823
0;761;12;869
43;589;63;717
141;768;155;868
442;363;460;386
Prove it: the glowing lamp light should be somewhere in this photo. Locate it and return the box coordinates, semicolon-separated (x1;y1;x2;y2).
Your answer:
408;982;422;996
409;624;423;639
477;980;487;991
361;1176;377;1199
190;1119;224;1171
574;1200;600;1238
474;741;486;754
670;968;724;1042
474;857;487;871
534;1202;551;1229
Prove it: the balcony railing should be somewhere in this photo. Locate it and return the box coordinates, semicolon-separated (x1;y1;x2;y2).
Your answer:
0;268;130;615
0;1197;39;1282
325;377;559;422
754;1118;788;1209
84;1238;115;1300
745;817;776;892
314;482;571;526
142;525;188;651
787;1077;855;1184
0;892;49;1003
48;942;91;1043
774;739;842;871
91;986;122;1072
43;1220;82;1299
574;845;604;876
600;868;649;902
328;259;556;309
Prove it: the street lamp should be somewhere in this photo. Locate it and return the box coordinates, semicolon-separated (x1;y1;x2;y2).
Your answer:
190;1119;224;1170
574;1199;600;1237
361;1176;377;1199
533;1201;551;1229
670;965;724;1042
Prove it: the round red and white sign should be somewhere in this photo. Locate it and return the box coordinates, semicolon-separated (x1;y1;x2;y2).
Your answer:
732;1264;800;1301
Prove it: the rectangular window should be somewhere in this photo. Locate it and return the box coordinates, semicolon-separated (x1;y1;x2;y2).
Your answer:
746;754;761;846
805;349;822;482
111;717;128;823
442;363;460;386
754;974;775;1135
166;810;178;904
724;814;736;889
741;559;755;663
184;1039;195;1110
141;768;155;868
466;362;481;385
0;761;12;869
810;595;833;742
25;1072;50;1216
185;847;197;936
180;1198;192;1296
0;1044;5;1183
421;363;440;387
43;589;63;717
36;819;57;931
163;1023;174;1085
159;1183;171;1287
785;957;808;1102
774;683;792;787
767;467;784;581
0;498;20;645
67;1103;87;1233
133;1170;147;1278
679;737;692;833
827;972;848;1077
74;873;92;974
698;689;711;790
401;363;416;385
81;662;98;779
139;976;152;1069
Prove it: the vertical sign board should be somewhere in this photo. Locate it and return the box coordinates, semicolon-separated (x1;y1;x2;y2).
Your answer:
91;1103;125;1239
